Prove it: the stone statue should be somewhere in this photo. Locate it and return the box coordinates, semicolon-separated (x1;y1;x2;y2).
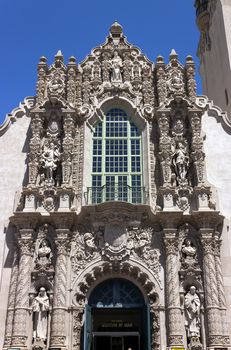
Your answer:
182;239;196;258
48;76;64;96
111;51;123;83
37;239;52;267
185;286;201;338
172;142;189;182
41;142;60;183
32;287;50;342
84;232;96;256
169;71;184;93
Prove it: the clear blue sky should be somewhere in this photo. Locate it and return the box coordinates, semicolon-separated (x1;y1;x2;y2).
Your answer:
0;0;200;124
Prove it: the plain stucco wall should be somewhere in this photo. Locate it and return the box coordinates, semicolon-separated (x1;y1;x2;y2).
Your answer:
202;111;231;332
0;115;30;347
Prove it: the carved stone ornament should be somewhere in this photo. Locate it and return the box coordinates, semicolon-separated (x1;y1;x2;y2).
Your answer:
71;226;161;282
32;287;50;343
184;286;201;340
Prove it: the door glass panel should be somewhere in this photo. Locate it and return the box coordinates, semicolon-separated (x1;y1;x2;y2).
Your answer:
112;337;123;350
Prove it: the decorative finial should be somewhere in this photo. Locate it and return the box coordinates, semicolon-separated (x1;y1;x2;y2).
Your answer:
39;56;47;64
169;49;178;61
110;21;123;36
156;55;164;64
68;56;76;64
55;50;64;62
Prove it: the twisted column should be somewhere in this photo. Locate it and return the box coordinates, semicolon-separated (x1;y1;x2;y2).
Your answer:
213;234;231;346
3;248;19;348
200;229;230;347
11;229;34;348
50;229;70;348
164;229;184;347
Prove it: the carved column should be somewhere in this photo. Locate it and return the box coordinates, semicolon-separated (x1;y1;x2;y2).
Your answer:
200;229;226;347
36;56;48;105
164;229;184;347
50;229;70;348
11;229;34;348
213;234;231;346
72;307;84;350
150;306;161;350
62;114;75;186
28;113;44;186
189;113;205;185
185;55;196;103
67;57;77;106
3;248;19;348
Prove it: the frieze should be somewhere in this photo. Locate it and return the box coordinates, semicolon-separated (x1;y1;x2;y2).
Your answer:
71;226;161;282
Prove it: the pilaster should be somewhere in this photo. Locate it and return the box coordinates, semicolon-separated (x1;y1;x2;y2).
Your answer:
200;229;230;348
50;229;70;349
163;229;184;348
11;229;34;349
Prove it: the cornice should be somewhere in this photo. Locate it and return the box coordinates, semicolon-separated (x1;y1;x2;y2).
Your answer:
0;96;35;137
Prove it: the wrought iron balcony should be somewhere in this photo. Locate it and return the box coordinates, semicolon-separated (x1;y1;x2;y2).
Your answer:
195;1;209;31
85;184;148;205
196;1;208;18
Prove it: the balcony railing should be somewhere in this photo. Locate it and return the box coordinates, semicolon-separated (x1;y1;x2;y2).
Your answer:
85;184;148;205
196;1;208;17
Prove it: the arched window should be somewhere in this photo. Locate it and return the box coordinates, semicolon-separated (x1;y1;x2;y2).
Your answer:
89;108;144;204
89;278;145;308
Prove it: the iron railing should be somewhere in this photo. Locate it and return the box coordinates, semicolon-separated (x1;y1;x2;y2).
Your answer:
196;1;208;17
85;184;148;205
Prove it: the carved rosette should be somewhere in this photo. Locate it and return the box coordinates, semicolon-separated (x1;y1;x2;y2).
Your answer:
50;229;70;348
11;230;34;347
163;230;184;346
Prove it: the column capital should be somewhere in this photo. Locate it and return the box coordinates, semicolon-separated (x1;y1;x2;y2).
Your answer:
200;229;215;255
163;229;179;255
17;237;34;256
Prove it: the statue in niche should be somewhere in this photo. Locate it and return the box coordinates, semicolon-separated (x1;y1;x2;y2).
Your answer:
182;239;196;261
111;51;123;83
172;141;189;183
48;76;64;96
185;286;201;339
41;142;61;183
84;232;96;256
32;287;50;342
36;239;52;268
169;71;184;93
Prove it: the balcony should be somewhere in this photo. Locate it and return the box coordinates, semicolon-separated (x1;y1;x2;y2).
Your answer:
195;1;210;31
85;184;148;205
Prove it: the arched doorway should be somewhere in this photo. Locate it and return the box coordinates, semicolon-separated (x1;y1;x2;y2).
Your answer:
84;278;151;350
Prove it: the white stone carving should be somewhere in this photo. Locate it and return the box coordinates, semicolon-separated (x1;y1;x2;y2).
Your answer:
32;287;50;342
41;142;61;183
185;286;201;339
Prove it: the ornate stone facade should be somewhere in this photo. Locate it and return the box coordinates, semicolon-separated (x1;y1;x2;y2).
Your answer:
0;21;231;350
